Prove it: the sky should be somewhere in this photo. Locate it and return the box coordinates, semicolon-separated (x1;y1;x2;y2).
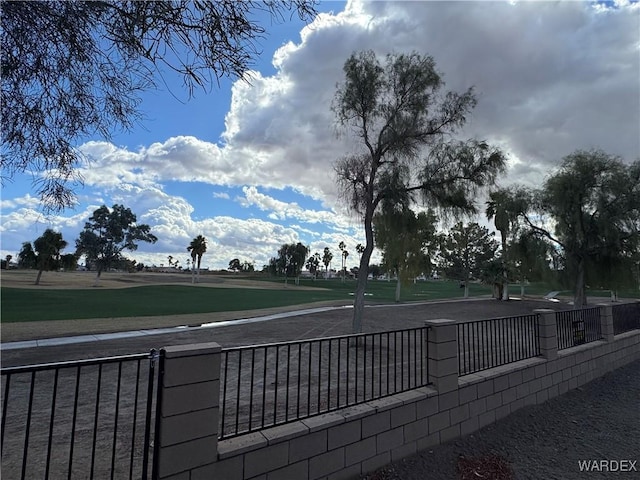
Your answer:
1;0;639;272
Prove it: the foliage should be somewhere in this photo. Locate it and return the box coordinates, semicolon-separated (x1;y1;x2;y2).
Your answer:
374;204;437;301
271;243;309;282
1;0;317;210
515;150;640;307
76;204;157;279
60;253;79;271
187;235;208;283
229;258;242;272
485;188;528;299
333;50;506;331
17;242;37;269
305;252;321;278
437;222;498;298
227;258;255;273
338;241;349;281
322;247;333;278
241;261;255;272
33;228;68;285
509;232;553;290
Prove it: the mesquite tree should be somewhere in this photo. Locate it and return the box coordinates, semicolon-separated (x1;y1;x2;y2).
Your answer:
333;50;506;332
515;150;640;307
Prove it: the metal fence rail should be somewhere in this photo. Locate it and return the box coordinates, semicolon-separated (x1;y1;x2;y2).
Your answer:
1;351;158;480
612;303;640;335
220;327;430;439
457;314;540;376
556;307;602;350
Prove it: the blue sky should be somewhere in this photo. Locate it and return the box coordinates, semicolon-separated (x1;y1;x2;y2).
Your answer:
1;0;639;271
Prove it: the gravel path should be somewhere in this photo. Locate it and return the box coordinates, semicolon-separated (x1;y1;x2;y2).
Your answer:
362;359;640;480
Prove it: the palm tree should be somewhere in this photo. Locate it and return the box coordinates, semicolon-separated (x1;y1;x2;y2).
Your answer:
338;241;346;282
486;190;517;301
322;247;333;280
34;229;67;285
187;235;207;283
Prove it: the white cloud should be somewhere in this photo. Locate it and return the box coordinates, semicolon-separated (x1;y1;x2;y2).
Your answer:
71;1;638;211
3;1;638;271
236;186;350;228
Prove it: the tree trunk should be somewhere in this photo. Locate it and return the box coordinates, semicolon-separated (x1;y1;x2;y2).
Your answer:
352;211;375;333
191;266;195;284
464;272;469;299
520;278;525;298
501;233;509;301
395;277;401;303
573;257;587;309
35;268;43;285
93;267;102;287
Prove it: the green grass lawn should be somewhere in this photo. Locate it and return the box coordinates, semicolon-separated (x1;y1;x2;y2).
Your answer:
1;285;347;323
4;276;635;323
1;279;492;323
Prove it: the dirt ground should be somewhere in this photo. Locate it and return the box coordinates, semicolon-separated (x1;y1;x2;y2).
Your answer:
2;298;575;368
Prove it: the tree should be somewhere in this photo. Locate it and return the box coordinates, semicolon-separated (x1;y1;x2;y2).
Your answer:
33;228;67;285
342;249;350;280
486;189;523;301
187;235;208;283
76;204;157;284
333;50;506;332
338;241;348;282
305;252;321;279
228;258;242;272
355;243;365;269
322;247;333;280
510;232;553;297
369;264;382;279
1;0;317;211
374;205;437;302
514;150;640;307
437;222;498;298
18;242;37;269
60;253;79;271
272;243;309;284
241;261;255;272
2;254;13;269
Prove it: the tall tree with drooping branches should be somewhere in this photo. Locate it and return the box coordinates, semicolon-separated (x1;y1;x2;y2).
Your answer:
333;50;506;332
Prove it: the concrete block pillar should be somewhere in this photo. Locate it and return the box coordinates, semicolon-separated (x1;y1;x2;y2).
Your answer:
598;304;614;342
534;309;558;360
425;319;459;394
156;342;222;479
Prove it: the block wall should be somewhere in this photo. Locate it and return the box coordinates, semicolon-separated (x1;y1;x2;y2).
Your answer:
157;328;639;479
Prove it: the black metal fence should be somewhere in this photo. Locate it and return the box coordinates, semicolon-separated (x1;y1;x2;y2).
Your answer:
612;302;640;335
1;351;159;480
219;327;429;439
556;307;602;350
457;314;540;376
